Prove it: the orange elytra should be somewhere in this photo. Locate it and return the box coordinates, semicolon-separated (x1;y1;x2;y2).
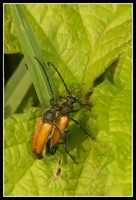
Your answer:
32;118;53;156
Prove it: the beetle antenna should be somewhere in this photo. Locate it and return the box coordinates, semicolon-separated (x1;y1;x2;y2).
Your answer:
34;56;56;102
47;62;71;95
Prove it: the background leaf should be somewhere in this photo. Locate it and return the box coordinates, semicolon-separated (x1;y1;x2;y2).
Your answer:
4;4;132;196
91;42;132;196
4;57;34;117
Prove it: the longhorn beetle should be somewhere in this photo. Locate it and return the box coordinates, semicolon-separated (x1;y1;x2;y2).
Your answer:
33;57;75;161
33;57;94;163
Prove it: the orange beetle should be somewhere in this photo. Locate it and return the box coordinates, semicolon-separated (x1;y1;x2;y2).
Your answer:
33;57;94;163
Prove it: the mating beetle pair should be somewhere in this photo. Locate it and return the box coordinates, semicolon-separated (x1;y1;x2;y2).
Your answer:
32;57;94;163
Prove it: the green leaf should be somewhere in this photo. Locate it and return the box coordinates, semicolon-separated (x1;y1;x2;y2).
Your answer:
4;4;132;196
4;4;132;95
4;57;33;117
114;42;132;91
6;4;58;108
91;42;132;196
